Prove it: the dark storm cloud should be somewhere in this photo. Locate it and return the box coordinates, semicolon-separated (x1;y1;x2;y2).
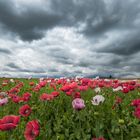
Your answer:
80;1;140;36
0;0;140;42
49;0;140;35
0;0;62;41
49;0;116;35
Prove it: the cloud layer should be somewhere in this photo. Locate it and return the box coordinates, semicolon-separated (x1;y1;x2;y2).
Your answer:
0;0;140;78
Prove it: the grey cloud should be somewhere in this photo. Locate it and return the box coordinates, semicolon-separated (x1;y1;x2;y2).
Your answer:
7;63;20;69
129;65;140;73
45;48;75;65
48;68;59;73
19;69;46;74
78;62;91;68
6;62;46;73
55;58;74;65
97;33;140;55
0;48;12;54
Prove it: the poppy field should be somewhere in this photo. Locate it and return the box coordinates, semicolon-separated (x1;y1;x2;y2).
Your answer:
0;77;140;140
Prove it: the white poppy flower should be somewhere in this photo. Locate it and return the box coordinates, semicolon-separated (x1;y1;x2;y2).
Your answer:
104;79;110;82
113;86;123;92
0;92;8;97
10;79;14;83
28;76;32;80
95;76;100;79
91;95;105;105
67;79;70;83
94;87;101;93
39;77;45;82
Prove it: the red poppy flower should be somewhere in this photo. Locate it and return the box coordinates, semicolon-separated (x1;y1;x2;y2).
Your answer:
0;115;20;131
29;82;35;86
122;87;129;93
51;91;59;97
92;137;106;140
9;87;20;94
113;79;119;83
12;95;23;103
128;85;135;91
40;93;54;101
98;82;104;88
78;85;88;91
131;99;140;107
39;81;47;87
115;97;122;104
69;82;78;89
22;92;31;102
61;85;71;92
19;104;32;117
24;120;40;140
129;80;136;85
134;106;140;119
50;83;57;90
33;85;41;92
2;83;8;86
81;78;90;85
74;92;81;98
66;91;72;96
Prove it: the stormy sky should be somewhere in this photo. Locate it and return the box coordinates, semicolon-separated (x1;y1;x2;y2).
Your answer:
0;0;140;78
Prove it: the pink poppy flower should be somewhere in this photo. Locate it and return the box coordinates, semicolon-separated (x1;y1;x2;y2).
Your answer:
72;98;85;110
0;98;8;106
